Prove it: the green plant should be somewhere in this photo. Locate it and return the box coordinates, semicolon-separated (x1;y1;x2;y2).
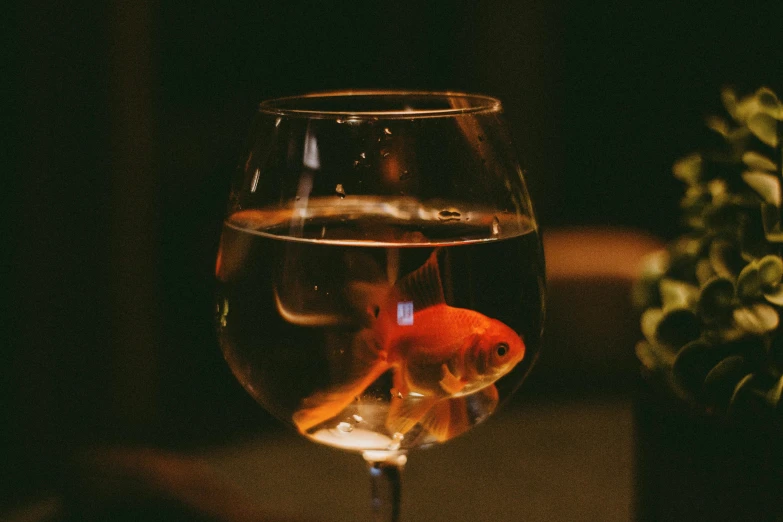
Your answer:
635;86;783;422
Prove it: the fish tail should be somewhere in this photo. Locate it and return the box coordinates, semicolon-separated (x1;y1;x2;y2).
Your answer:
293;333;390;433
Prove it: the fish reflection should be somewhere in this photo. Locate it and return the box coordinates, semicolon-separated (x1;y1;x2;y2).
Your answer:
291;249;525;442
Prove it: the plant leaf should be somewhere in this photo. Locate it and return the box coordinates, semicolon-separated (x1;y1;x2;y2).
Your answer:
728;373;756;414
659;278;699;310
706;115;731;137
742;151;778;172
672;153;702;185
727;371;780;415
755;87;783;118
655;308;701;348
721;87;740;121
697;277;735;323
764;285;783;305
733;303;779;334
747;112;779;147
641;308;663;345
671;339;721;396
695;258;716;285
703;355;750;409
639;249;670;277
736;263;763;300
635;341;675;371
757;255;783;286
768;375;783;407
709;239;746;278
741;171;781;206
761;203;783;243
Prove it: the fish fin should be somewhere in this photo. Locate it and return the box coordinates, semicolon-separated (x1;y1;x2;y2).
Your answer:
386;395;439;436
421;385;500;442
419;398;469;442
394;249;446;310
292;347;390;434
390;361;410;397
385;368;426;435
439;363;467;395
472;384;500;421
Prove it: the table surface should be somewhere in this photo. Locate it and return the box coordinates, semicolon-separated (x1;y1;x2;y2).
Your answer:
198;396;635;522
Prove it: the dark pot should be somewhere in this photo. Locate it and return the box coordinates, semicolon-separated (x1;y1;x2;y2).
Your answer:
634;376;783;522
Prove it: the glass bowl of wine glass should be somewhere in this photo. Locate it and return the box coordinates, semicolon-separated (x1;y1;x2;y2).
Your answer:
215;91;546;521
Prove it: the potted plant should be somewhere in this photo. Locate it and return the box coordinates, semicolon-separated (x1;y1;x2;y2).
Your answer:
633;86;783;521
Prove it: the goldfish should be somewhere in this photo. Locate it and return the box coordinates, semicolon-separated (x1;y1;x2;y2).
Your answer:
291;249;525;442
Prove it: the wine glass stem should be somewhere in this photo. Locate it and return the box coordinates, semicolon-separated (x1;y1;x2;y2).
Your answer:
364;452;406;522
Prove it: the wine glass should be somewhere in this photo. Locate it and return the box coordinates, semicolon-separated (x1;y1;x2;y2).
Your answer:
215;91;545;521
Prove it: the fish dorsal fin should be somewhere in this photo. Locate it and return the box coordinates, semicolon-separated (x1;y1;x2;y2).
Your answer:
394;249;445;310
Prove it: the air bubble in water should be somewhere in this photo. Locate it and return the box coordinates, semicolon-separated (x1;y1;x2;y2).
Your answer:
336;422;353;433
335;184;346;198
360;152;366;159
382;151;390;158
387;432;404;450
384;128;392;135
352;414;364;423
438;209;461;222
492;216;500;236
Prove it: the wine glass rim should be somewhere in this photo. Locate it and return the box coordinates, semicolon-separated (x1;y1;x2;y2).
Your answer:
258;90;502;119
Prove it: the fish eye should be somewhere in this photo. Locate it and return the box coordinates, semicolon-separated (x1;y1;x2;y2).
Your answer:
495;343;509;357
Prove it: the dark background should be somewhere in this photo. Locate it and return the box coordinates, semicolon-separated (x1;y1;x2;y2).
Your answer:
7;0;783;510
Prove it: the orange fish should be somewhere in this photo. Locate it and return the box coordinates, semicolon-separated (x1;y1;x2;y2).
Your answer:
292;249;525;442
